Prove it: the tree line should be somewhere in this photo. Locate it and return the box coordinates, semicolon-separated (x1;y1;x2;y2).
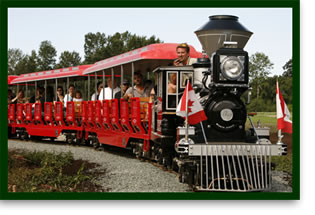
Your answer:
246;54;292;112
8;31;292;112
8;31;162;75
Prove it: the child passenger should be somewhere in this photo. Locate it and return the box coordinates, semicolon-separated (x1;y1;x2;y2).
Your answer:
73;90;83;102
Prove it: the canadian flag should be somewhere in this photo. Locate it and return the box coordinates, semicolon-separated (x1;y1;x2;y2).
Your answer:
176;81;207;125
276;80;292;133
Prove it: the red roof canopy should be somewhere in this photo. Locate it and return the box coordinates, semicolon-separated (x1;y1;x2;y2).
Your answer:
8;75;19;85
83;43;203;75
11;65;92;84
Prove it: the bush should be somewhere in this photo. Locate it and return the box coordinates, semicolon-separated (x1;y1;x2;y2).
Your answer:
8;150;100;192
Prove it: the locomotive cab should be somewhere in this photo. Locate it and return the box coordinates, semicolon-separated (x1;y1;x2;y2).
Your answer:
150;66;195;160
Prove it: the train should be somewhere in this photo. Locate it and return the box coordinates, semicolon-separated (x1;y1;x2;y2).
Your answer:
8;15;287;192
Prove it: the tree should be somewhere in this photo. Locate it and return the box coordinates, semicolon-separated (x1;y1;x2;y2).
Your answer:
249;52;274;99
83;31;162;64
282;59;292;77
8;49;38;75
56;51;81;68
25;50;39;73
38;40;57;71
8;48;24;75
14;56;28;75
84;32;108;64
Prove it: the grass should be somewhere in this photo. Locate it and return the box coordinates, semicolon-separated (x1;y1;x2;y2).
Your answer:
246;112;292;185
8;149;105;192
246;112;277;132
272;152;293;186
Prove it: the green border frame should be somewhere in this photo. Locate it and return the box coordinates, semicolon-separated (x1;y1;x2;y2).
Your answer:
0;0;300;200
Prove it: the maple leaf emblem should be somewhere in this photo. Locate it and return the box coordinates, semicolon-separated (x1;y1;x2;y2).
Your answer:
188;99;194;113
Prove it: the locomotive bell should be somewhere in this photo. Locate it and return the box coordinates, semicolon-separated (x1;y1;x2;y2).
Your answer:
195;15;253;58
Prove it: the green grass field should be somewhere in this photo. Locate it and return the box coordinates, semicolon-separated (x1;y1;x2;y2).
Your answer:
245;112;277;132
246;112;292;177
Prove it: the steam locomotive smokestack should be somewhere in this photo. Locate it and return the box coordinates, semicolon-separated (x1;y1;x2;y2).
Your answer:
195;15;253;58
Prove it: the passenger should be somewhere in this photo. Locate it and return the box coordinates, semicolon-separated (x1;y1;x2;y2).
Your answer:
149;87;156;104
30;87;45;113
98;77;121;100
168;73;177;93
123;72;152;100
8;89;16;105
114;79;130;100
29;87;43;104
91;82;103;101
73;90;83;102
173;43;197;66
56;86;64;103
64;84;75;107
11;89;28;104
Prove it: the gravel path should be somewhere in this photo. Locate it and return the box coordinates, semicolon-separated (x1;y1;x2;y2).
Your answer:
8;139;292;192
8;139;191;192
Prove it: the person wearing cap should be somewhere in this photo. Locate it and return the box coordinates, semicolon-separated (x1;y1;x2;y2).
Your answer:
173;43;197;66
115;79;130;100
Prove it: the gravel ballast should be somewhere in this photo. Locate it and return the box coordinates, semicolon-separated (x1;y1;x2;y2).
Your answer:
8;139;292;193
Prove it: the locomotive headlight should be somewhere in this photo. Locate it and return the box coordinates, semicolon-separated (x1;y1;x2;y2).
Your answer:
212;47;249;85
220;56;243;80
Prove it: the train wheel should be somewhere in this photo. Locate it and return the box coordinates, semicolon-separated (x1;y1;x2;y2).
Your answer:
172;159;179;172
92;139;100;149
66;135;73;145
84;139;91;146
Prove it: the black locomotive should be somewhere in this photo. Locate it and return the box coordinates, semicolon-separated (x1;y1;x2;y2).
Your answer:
150;15;286;191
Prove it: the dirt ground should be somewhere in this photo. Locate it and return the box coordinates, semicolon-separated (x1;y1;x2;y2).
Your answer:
269;132;293;153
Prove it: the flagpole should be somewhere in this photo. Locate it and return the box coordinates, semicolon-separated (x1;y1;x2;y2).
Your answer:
185;82;189;141
200;122;208;145
277;129;283;144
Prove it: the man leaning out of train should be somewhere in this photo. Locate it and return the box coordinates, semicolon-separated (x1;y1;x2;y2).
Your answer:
173;43;197;66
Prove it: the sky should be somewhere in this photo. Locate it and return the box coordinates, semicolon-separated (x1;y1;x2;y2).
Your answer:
8;8;292;76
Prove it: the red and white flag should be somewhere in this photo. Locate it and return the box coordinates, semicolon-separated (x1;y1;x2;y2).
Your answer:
276;81;292;133
176;81;207;125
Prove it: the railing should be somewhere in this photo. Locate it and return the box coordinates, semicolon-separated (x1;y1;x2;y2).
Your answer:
16;103;24;124
55;101;65;126
8;104;15;123
7;98;153;140
190;144;272;192
44;102;53;125
34;103;43;124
